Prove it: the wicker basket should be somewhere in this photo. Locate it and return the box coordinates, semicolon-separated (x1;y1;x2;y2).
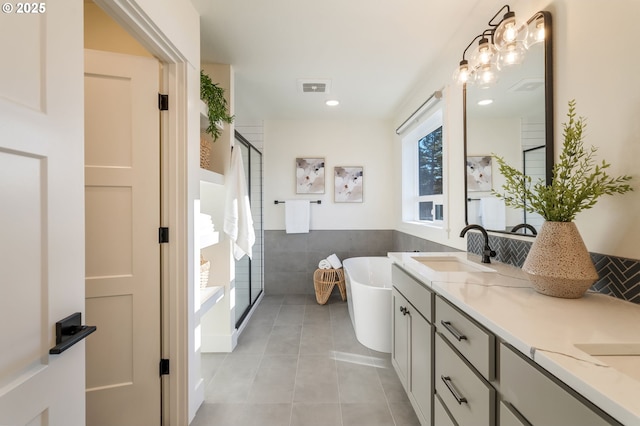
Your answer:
200;255;210;288
313;268;346;305
200;134;212;170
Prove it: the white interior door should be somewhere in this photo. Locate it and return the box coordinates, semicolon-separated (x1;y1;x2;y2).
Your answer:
0;5;87;426
84;49;161;426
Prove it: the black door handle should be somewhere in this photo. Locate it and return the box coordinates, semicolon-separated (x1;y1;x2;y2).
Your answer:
49;312;97;354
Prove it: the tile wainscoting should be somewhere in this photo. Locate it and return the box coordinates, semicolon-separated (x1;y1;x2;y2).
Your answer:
264;230;394;295
466;231;640;304
264;230;639;303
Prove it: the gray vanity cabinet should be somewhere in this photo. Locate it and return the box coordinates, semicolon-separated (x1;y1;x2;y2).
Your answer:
499;343;621;426
391;265;434;426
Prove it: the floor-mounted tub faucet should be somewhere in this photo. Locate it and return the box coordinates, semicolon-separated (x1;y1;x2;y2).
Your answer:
460;224;496;264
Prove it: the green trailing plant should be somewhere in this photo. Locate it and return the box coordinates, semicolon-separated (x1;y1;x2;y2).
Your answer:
493;100;633;222
200;70;234;140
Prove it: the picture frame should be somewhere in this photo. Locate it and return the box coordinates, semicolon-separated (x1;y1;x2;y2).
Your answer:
466;156;492;192
296;157;325;194
334;166;363;202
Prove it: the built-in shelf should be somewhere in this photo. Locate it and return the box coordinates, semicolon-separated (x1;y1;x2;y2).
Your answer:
199;285;224;316
200;231;219;249
199;168;224;185
199;100;224;132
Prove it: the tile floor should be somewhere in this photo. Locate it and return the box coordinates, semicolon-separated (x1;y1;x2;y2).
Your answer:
191;294;420;426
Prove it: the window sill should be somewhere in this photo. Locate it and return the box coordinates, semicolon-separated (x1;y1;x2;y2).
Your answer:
403;220;444;230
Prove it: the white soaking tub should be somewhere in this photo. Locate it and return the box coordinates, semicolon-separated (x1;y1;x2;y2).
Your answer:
343;257;392;353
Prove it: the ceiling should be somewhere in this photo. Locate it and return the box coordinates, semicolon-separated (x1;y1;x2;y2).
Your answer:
191;0;485;123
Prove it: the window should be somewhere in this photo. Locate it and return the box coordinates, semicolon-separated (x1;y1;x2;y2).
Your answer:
402;109;445;226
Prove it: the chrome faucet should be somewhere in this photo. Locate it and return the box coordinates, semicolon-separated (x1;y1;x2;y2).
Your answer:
511;223;538;236
460;224;496;264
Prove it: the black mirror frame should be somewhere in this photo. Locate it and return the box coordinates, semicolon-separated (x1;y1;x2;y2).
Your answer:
463;10;553;236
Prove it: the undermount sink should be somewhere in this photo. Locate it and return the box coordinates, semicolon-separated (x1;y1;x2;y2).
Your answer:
411;255;496;273
574;343;640;382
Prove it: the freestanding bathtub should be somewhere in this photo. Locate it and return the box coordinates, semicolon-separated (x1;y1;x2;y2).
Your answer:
343;257;392;353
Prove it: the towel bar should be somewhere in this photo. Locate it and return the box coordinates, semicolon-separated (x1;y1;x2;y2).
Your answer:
274;200;321;204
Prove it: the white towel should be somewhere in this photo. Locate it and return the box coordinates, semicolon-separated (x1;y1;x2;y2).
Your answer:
224;146;256;260
285;200;310;234
326;253;342;269
318;259;332;269
479;197;506;231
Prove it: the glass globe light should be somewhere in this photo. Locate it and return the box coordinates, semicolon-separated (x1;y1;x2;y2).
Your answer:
497;41;526;69
474;62;499;88
453;59;472;85
494;11;528;51
524;17;545;49
469;37;495;68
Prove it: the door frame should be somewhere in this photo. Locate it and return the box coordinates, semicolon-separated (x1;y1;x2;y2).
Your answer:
92;1;193;424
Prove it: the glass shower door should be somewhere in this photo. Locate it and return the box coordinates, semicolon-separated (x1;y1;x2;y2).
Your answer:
234;133;263;327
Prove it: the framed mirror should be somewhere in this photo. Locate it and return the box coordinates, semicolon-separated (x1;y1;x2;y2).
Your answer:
464;11;553;236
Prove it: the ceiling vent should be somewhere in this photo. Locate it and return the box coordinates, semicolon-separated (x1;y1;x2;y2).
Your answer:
297;79;332;94
509;78;544;93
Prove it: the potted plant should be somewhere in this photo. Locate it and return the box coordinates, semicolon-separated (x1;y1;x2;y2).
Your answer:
200;70;234;141
494;100;633;298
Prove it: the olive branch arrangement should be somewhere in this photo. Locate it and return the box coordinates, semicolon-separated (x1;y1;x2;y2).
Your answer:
493;100;633;222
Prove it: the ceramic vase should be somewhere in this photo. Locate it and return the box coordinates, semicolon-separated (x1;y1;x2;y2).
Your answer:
522;221;598;299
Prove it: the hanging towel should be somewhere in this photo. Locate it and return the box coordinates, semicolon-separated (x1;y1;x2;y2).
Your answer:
479;197;506;231
285;200;310;234
224;146;256;260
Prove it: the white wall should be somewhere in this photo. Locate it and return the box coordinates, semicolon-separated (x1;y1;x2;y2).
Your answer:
393;0;640;260
264;119;395;230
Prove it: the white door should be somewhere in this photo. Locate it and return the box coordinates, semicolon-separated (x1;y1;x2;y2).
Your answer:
0;5;87;426
84;49;161;426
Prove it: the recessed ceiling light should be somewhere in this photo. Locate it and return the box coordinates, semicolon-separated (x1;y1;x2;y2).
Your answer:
478;99;493;106
325;100;340;107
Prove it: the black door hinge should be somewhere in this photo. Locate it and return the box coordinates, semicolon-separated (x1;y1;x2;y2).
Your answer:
159;227;169;243
158;94;169;111
160;359;170;376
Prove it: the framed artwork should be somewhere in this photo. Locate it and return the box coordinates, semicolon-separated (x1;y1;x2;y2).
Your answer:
296;157;325;193
466;156;492;191
334;166;363;202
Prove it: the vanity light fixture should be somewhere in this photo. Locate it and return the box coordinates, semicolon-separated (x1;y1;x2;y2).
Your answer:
453;5;539;87
325;99;340;106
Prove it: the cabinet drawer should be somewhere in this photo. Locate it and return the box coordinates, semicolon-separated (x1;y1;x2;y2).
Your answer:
434;393;457;426
499;401;531;426
392;264;433;321
435;333;495;426
435;295;495;380
500;343;619;426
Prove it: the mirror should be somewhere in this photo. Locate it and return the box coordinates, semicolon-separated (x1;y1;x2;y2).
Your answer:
464;11;553;236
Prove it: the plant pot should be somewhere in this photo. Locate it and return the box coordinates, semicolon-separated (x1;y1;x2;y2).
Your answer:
522;221;598;299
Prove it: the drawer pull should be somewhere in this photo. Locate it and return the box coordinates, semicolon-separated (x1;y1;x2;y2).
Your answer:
441;375;468;405
399;306;410;316
440;320;467;341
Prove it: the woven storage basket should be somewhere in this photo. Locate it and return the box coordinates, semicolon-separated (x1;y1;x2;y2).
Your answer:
200;134;212;169
200;255;210;288
313;268;346;305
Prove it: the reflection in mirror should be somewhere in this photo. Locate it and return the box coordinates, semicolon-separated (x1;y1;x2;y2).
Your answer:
464;11;553;236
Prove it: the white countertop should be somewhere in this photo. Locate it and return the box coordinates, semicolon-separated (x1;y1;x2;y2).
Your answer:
388;251;640;426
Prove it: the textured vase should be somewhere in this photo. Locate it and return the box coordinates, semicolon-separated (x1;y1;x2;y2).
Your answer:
522;221;598;299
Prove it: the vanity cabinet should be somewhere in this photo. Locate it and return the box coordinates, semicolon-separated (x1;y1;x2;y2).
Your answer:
499;343;621;426
391;265;434;426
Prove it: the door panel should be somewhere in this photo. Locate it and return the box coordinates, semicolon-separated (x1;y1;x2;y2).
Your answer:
0;4;86;426
84;49;161;426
